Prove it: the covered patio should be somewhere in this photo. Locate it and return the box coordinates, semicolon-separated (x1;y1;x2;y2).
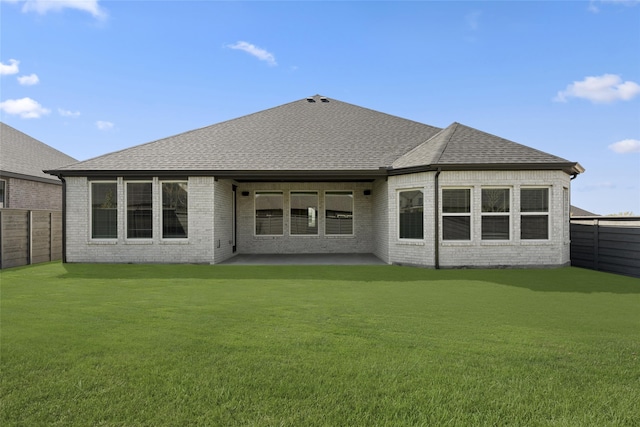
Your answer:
219;253;385;265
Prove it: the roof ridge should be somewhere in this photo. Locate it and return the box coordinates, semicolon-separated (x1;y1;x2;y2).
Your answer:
388;124;444;164
432;122;459;164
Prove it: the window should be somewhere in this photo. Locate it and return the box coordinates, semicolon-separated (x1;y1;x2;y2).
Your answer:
481;188;510;240
521;188;549;240
0;180;5;208
255;192;283;235
442;188;471;240
91;182;117;239
162;182;188;239
325;191;353;235
127;182;153;239
399;189;423;239
290;191;318;235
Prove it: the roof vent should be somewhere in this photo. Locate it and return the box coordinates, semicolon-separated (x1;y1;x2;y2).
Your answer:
306;97;316;103
320;97;329;103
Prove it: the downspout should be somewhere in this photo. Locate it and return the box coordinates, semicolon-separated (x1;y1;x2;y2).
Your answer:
434;168;441;269
60;176;67;263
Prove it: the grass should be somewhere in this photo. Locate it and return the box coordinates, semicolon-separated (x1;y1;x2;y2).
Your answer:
1;263;639;426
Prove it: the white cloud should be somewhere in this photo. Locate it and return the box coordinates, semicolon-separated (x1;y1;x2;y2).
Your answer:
575;181;616;192
465;11;481;31
609;139;640;153
58;108;80;118
96;120;114;131
0;59;20;75
17;73;39;85
8;0;107;19
554;74;640;103
589;0;640;12
227;41;277;66
0;97;50;118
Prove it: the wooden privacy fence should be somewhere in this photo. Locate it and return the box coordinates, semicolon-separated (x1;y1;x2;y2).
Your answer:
0;209;62;269
570;217;640;278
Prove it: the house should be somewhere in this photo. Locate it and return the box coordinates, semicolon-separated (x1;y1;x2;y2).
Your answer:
1;122;78;268
570;205;598;217
45;95;584;268
1;122;77;210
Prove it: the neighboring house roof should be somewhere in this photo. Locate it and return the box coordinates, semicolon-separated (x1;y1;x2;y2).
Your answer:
46;95;583;180
570;205;598;217
1;122;77;184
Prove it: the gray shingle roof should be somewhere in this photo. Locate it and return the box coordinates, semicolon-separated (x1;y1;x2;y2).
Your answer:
1;122;77;183
46;95;582;177
53;95;441;174
393;122;578;170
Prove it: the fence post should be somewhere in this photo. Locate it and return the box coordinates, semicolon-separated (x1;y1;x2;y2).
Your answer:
593;218;599;271
28;210;32;265
49;211;53;262
0;210;3;269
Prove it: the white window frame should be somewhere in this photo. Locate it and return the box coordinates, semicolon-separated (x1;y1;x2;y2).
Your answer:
398;188;424;240
290;191;319;236
254;191;284;236
125;180;154;240
324;190;354;236
441;187;472;241
520;186;550;241
90;180;118;240
481;187;511;241
161;180;189;240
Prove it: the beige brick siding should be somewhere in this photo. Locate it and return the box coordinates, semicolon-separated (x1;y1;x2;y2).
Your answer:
3;177;63;210
63;171;571;267
235;182;374;255
371;178;389;263
65;176;215;263
213;179;235;264
387;172;436;267
386;170;571;268
437;170;571;268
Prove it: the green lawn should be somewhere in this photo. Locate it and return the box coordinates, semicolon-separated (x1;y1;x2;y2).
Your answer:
1;263;639;426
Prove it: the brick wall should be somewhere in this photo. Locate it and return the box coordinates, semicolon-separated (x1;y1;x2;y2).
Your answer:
62;171;571;267
235;182;374;255
387;172;436;267
65;176;215;263
4;177;63;210
371;178;389;263
385;170;571;268
213;179;235;264
437;170;571;268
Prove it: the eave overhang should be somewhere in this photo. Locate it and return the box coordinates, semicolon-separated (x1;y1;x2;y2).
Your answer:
45;162;585;182
1;170;63;185
387;162;585;176
44;168;389;182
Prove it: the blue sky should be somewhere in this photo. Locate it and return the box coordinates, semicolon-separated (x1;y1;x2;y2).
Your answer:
1;0;639;215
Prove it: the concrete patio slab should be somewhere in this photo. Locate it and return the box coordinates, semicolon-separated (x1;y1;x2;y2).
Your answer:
219;253;386;265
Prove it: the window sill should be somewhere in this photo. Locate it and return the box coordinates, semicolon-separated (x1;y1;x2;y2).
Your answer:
89;239;118;245
480;240;513;246
325;235;355;239
397;240;425;246
520;240;553;245
442;241;473;246
161;239;190;245
124;240;154;245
